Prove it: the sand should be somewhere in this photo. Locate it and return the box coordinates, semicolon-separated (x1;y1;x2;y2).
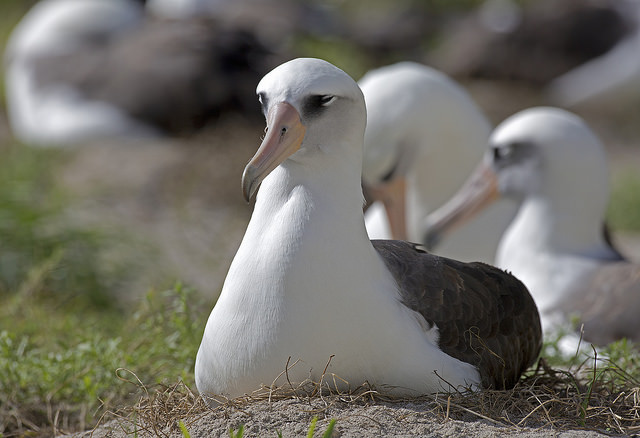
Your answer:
73;396;613;437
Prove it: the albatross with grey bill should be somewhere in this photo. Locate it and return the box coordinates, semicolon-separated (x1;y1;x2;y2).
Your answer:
424;107;640;346
194;58;541;401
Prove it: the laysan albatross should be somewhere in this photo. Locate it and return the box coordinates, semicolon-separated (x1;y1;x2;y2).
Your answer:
194;58;541;401
358;62;517;263
424;107;640;345
4;0;272;146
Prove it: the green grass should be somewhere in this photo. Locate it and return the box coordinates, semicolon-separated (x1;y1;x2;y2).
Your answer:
306;417;336;438
0;2;212;423
179;419;192;438
0;145;126;310
0;0;33;43
0;143;209;436
608;170;640;231
228;417;337;438
0;0;36;103
0;282;208;436
229;424;244;438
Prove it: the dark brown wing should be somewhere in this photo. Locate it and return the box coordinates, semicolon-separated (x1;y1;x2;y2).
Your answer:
372;240;542;390
558;262;640;346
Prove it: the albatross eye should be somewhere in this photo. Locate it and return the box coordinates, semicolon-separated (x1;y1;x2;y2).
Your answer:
318;95;336;106
493;145;513;162
303;94;337;118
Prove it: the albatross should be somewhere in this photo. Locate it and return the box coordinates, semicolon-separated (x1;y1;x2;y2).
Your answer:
424;107;640;345
5;0;271;146
359;62;517;263
4;0;152;145
194;58;541;400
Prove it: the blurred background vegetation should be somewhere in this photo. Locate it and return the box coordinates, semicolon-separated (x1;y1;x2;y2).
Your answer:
0;0;639;436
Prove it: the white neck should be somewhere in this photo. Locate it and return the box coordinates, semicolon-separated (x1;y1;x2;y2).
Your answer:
503;197;604;256
496;195;613;330
246;145;374;298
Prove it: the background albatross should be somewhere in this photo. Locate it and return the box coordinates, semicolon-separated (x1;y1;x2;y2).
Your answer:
424;107;640;345
358;62;517;263
4;0;272;146
195;58;541;401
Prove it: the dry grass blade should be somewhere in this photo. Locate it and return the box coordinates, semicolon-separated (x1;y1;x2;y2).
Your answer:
97;380;211;438
420;357;640;435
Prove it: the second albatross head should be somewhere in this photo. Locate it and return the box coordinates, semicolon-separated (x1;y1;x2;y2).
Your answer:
424;107;610;254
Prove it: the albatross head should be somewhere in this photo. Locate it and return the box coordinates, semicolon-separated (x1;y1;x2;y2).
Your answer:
242;58;366;201
424;107;610;251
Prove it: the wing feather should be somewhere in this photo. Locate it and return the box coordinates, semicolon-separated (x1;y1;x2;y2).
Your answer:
372;240;542;390
559;262;640;345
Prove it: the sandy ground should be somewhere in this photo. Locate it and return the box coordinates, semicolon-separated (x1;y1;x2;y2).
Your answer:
72;397;613;437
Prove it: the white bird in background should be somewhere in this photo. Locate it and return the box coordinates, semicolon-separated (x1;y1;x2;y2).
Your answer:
547;1;640;107
4;0;155;146
424;107;640;345
359;62;517;264
195;58;541;401
146;0;213;19
4;0;274;146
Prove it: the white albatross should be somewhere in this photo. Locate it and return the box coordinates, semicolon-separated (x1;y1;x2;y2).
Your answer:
4;0;155;146
424;107;640;345
359;62;517;263
194;58;541;400
4;0;272;146
547;2;640;108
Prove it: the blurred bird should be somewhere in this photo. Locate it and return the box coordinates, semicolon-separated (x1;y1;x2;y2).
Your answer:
547;1;640;107
359;62;517;263
4;0;274;146
435;0;633;85
424;107;640;346
146;0;342;52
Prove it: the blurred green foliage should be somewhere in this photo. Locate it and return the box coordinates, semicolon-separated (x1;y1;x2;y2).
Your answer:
0;0;36;104
608;170;640;231
0;143;205;434
0;282;208;435
0;144;129;310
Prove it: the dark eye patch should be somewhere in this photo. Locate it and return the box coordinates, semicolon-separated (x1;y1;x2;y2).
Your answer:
490;141;536;167
302;94;335;118
492;145;513;162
